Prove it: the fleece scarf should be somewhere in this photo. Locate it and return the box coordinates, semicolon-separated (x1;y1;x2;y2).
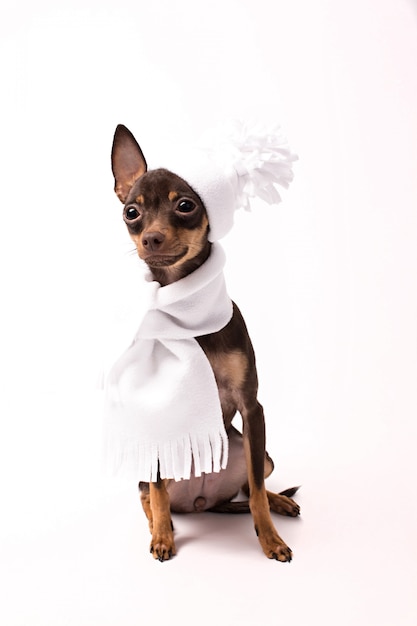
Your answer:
104;243;232;482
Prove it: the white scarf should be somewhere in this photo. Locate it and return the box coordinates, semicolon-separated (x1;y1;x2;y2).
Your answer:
104;243;233;482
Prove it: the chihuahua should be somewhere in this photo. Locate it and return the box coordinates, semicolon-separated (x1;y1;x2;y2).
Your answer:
110;124;299;562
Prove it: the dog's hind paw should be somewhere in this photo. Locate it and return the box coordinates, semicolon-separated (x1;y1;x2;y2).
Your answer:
267;491;300;517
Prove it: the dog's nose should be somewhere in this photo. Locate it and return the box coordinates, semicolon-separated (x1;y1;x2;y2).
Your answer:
142;231;165;251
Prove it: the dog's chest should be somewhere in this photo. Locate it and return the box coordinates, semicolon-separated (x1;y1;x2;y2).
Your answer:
199;349;248;423
207;351;247;389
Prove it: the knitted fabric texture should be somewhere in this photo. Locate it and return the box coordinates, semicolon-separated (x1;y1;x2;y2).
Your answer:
104;243;232;482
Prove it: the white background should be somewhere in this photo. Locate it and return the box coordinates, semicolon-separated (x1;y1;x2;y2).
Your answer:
1;0;417;624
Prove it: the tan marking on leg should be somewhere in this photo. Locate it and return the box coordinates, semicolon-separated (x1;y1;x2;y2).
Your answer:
241;452;273;497
243;437;292;562
149;481;176;561
140;490;153;531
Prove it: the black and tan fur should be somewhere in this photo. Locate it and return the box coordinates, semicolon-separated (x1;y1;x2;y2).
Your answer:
111;124;300;562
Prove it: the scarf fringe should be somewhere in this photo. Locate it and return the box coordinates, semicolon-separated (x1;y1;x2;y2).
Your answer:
104;427;229;482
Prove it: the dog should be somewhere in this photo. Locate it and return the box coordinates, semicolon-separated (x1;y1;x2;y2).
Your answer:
110;124;300;562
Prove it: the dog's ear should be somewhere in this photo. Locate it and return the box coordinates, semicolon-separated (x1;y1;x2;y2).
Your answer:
111;125;147;203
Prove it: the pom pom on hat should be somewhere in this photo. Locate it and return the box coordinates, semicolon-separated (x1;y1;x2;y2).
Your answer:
159;120;298;242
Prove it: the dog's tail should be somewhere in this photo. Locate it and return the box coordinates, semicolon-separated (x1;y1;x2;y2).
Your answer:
278;486;300;499
208;486;301;514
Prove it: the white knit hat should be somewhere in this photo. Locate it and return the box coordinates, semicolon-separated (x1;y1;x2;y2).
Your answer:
155;120;297;241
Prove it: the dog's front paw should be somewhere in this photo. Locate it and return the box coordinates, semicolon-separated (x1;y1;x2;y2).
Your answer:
150;531;177;562
269;543;293;562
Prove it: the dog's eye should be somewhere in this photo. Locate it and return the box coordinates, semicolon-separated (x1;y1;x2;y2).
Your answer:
177;200;196;214
125;205;140;220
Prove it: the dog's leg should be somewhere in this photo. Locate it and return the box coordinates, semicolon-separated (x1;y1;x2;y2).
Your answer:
258;457;300;517
148;478;176;562
243;401;293;562
139;482;153;530
249;454;300;517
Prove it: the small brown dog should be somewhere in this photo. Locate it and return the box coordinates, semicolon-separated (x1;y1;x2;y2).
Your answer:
111;124;299;562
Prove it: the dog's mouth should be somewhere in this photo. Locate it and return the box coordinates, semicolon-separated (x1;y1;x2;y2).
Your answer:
143;250;187;267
